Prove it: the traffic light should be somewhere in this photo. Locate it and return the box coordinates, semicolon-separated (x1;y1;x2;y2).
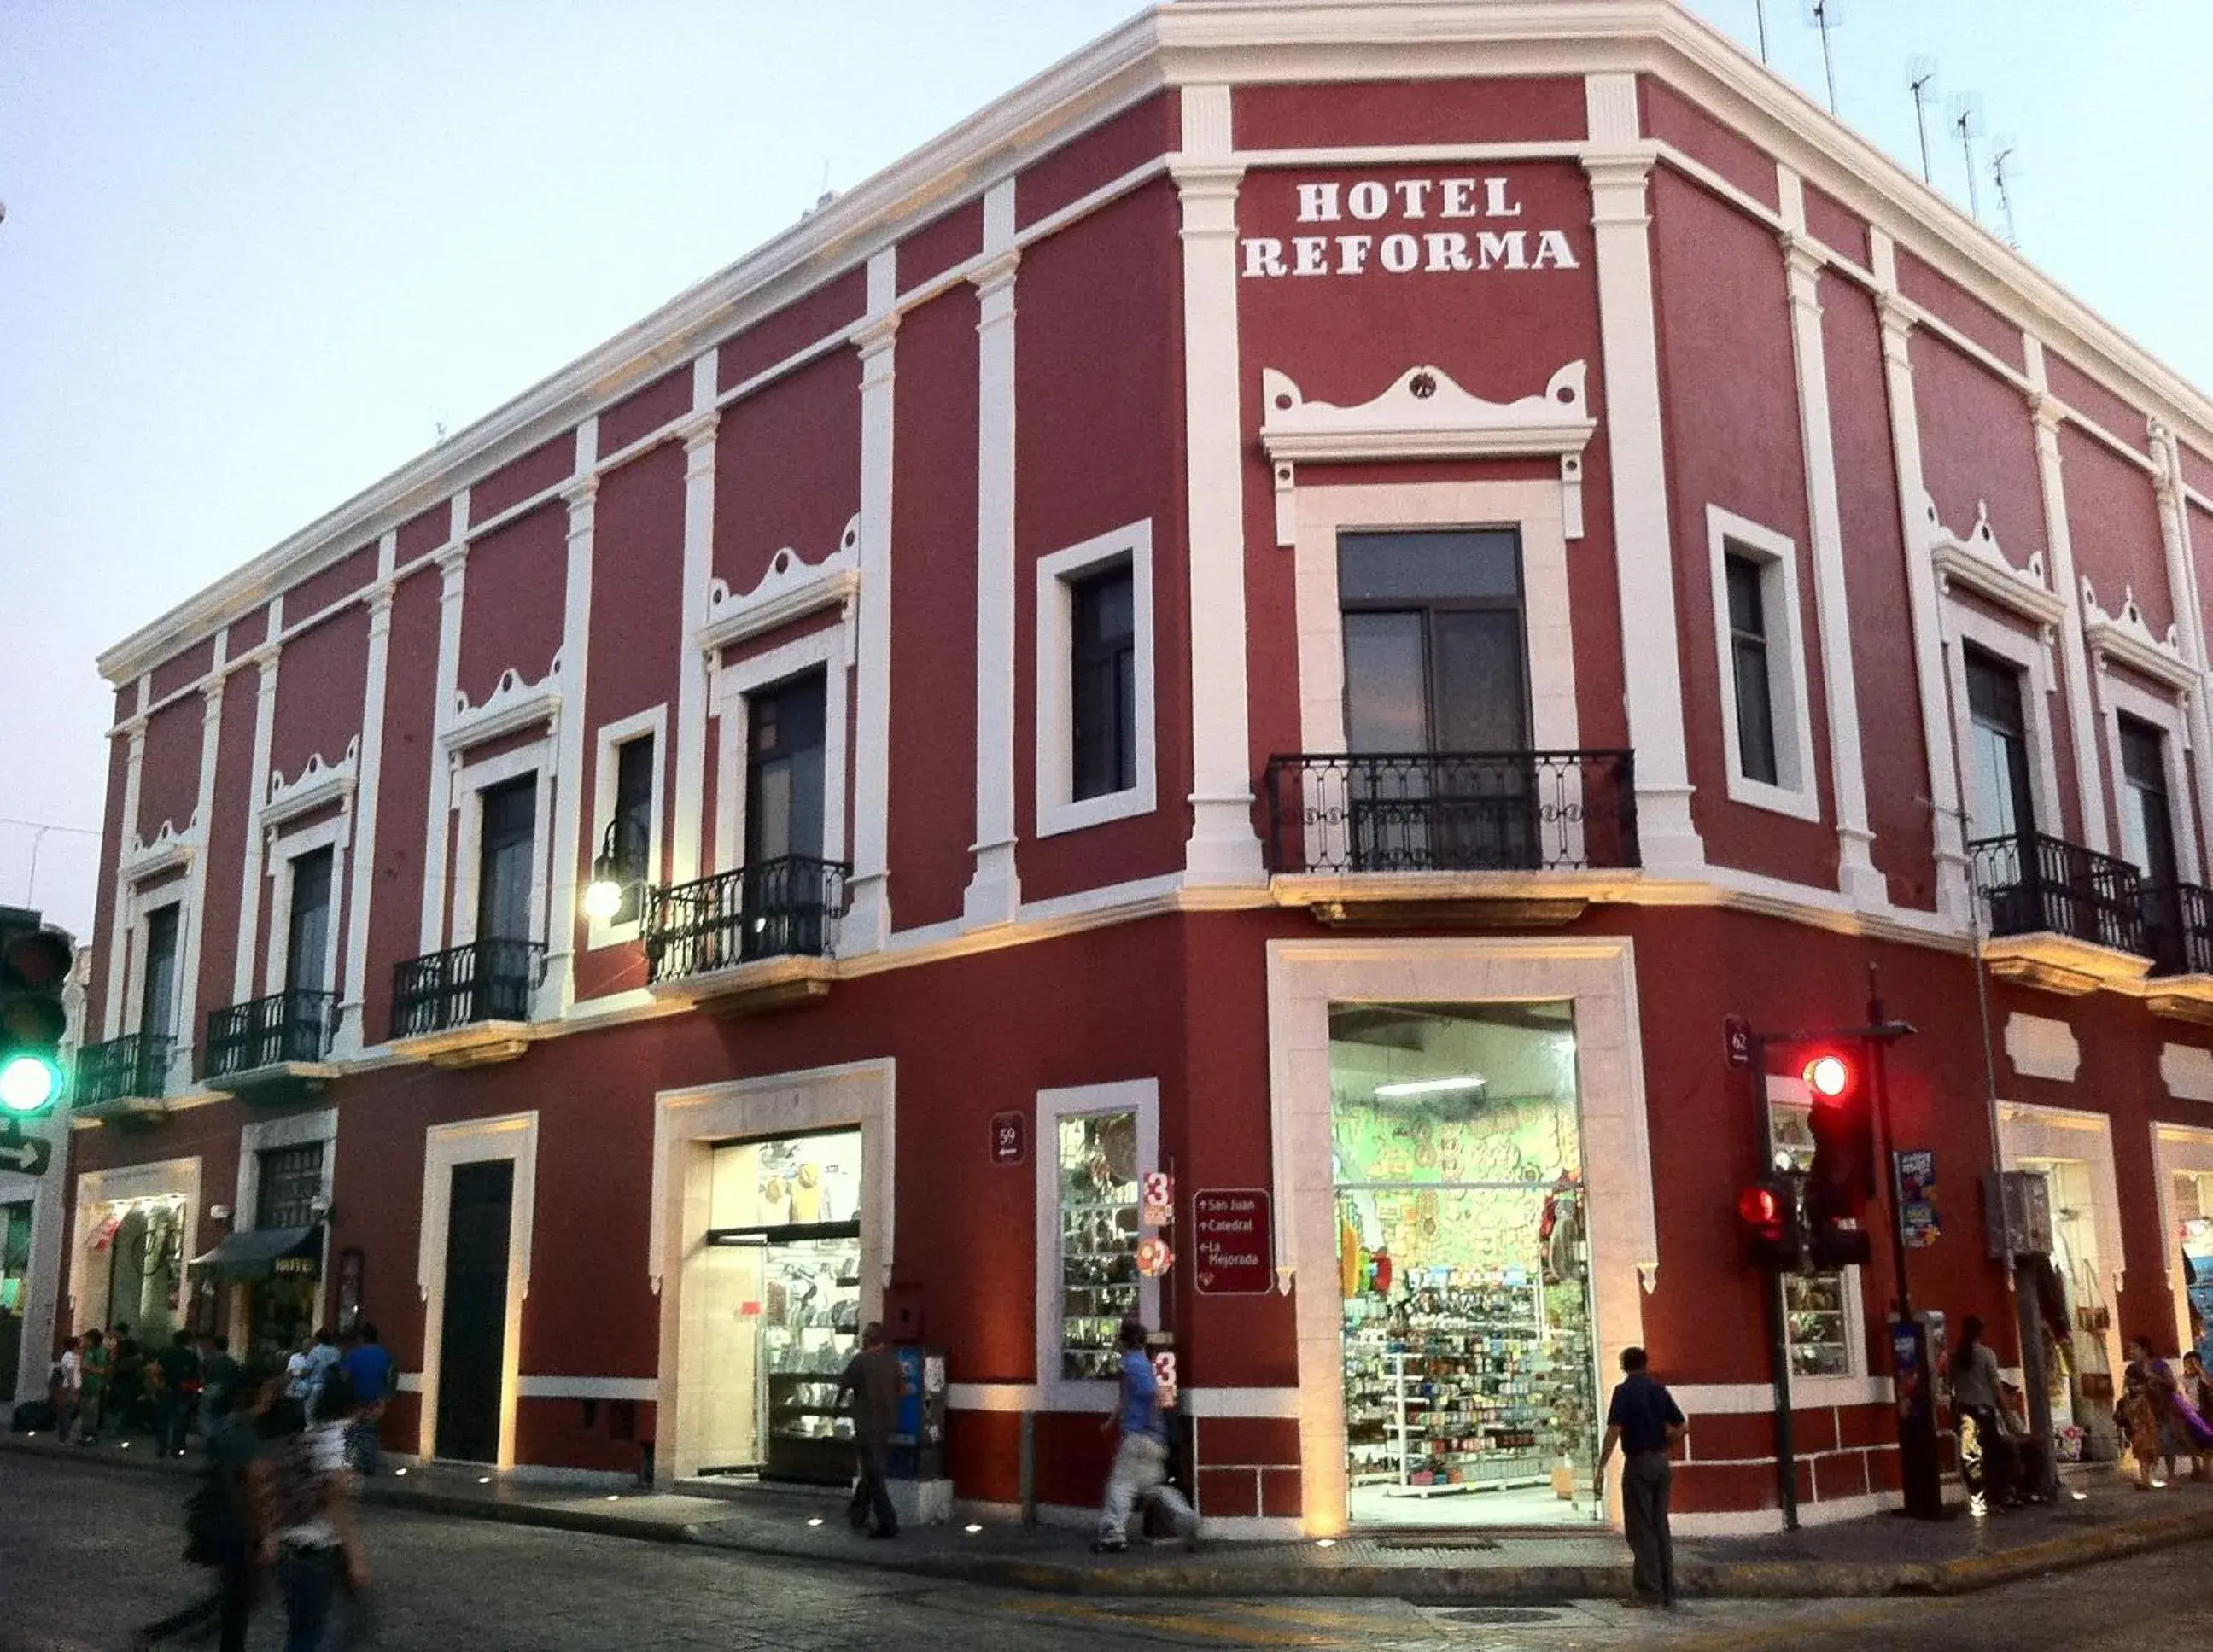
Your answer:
1737;1174;1808;1271
0;912;72;1118
1803;1049;1875;1268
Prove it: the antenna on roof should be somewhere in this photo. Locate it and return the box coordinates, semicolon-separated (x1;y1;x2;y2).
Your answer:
1802;0;1841;116
1989;141;2020;247
1907;57;1939;185
1754;0;1770;64
1949;94;1983;221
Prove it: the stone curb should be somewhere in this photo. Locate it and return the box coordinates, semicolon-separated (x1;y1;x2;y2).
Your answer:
12;1435;2212;1600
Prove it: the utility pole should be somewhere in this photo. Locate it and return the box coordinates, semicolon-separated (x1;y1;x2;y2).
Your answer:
1908;58;1939;185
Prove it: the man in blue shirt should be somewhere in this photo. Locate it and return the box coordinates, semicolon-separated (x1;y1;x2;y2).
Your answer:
1597;1346;1688;1607
1095;1319;1197;1552
337;1323;394;1475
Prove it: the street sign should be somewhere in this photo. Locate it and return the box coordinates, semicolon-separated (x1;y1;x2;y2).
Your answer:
989;1109;1025;1166
1192;1188;1274;1293
0;1130;53;1178
1723;1013;1752;1070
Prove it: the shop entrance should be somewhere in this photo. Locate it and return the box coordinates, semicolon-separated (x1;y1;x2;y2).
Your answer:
435;1159;514;1463
96;1198;186;1346
1331;1001;1602;1527
692;1128;862;1485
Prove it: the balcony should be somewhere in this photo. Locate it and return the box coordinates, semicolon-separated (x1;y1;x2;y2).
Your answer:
644;856;849;1013
204;989;339;1100
1971;832;2152;995
1260;750;1640;925
74;1033;173;1114
388;938;546;1067
2142;882;2213;1024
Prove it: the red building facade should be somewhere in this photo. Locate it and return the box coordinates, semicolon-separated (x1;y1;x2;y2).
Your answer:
60;0;2213;1536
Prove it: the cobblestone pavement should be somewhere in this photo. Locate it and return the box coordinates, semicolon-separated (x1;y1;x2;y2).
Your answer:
7;1454;2213;1650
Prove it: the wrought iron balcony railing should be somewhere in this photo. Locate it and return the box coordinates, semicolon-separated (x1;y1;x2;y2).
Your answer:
206;989;336;1078
1971;832;2146;955
644;855;850;984
1260;750;1639;875
388;938;546;1041
75;1033;173;1108
2143;882;2213;977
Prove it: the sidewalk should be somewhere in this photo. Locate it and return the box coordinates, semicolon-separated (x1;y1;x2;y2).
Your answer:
12;1430;2213;1602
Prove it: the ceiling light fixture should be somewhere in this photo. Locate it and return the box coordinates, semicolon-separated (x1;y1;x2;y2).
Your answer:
1373;1075;1486;1099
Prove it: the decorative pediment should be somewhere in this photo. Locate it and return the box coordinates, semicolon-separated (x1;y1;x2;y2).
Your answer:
2082;578;2198;693
261;738;359;830
120;816;201;884
444;657;562;753
697;516;861;655
1924;494;2064;628
1258;363;1596;546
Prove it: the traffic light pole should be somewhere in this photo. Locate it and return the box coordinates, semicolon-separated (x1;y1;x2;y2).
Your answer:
1746;1030;1800;1532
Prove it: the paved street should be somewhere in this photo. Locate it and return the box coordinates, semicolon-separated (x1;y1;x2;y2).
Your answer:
6;1453;2213;1650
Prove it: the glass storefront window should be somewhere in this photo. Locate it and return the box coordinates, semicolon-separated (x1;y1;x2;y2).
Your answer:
1769;1102;1851;1378
1057;1111;1140;1381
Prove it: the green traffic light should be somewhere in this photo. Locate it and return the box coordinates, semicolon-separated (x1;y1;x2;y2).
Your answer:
0;1052;61;1115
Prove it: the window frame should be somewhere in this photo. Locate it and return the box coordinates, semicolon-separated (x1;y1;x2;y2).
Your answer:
713;627;850;877
1035;1077;1160;1411
587;705;668;951
1940;604;2064;850
262;811;352;999
2100;672;2199;884
1068;562;1139;802
1706;505;1821;821
447;742;555;952
1035;520;1156;838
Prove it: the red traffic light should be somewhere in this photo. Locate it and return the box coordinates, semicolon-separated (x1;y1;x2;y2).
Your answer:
1737;1184;1782;1229
1802;1052;1854;1102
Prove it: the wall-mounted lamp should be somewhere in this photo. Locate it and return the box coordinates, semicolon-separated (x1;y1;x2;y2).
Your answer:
208;1204;231;1223
308;1191;334;1222
582;819;628;923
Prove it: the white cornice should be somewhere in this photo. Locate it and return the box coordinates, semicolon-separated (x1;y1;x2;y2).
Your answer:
442;662;563;754
1260;360;1594;461
1924;493;2064;629
697;516;862;657
260;738;360;832
94;0;2213;688
2082;579;2198;694
120;818;201;885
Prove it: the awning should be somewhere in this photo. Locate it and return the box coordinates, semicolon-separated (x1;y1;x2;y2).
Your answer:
190;1224;324;1279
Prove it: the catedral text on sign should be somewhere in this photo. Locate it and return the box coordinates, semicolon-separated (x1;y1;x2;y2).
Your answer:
1241;177;1579;278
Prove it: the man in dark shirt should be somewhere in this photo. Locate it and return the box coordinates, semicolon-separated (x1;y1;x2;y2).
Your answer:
155;1331;201;1458
834;1322;902;1538
1597;1346;1688;1608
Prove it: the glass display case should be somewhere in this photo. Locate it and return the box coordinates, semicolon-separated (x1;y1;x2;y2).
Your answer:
1057;1111;1140;1381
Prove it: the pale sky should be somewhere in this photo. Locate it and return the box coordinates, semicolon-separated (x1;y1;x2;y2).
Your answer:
3;0;2208;943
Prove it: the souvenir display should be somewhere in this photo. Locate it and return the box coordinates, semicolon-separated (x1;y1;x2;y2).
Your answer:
1058;1111;1142;1380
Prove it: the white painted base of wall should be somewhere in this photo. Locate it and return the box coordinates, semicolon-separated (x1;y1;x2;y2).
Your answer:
1671;1488;1895;1537
890;1478;955;1526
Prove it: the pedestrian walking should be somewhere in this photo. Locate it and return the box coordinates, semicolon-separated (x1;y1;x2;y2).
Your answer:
135;1359;283;1652
271;1368;371;1651
2119;1336;2190;1489
1093;1318;1198;1553
1947;1314;2006;1515
201;1334;241;1421
834;1321;901;1538
50;1334;81;1445
337;1323;393;1475
78;1328;109;1445
1597;1346;1687;1608
112;1322;148;1439
2181;1351;2213;1481
156;1330;201;1458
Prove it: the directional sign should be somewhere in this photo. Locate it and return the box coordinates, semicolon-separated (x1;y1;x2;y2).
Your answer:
0;1130;53;1178
1193;1188;1275;1294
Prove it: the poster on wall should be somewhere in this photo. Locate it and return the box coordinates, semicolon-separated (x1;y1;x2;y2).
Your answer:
1193;1189;1275;1294
1142;1171;1174;1229
1895;1150;1941;1249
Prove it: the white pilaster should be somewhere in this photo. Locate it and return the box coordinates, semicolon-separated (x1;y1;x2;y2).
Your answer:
171;652;227;1085
540;423;599;1020
1869;231;1970;920
1778;172;1884;908
846;248;900;949
2024;336;2111;853
231;605;283;1005
964;180;1024;928
670;355;720;888
333;534;396;1056
2151;422;2213;867
1172;85;1266;886
418;493;471;954
1583;74;1703;873
102;680;149;1040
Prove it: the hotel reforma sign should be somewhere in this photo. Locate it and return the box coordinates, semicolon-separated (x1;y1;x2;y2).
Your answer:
1241;176;1579;279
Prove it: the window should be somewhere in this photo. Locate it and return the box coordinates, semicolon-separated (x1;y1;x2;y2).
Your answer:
1070;565;1136;802
256;1141;326;1229
1964;645;2036;842
2119;715;2178;890
1770;1100;1855;1380
1036;1078;1159;1398
610;735;656;925
139;904;181;1039
476;776;537;945
285;847;335;995
1036;520;1156;837
1725;554;1778;785
1706;507;1817;818
1338;529;1529;755
745;672;827;866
